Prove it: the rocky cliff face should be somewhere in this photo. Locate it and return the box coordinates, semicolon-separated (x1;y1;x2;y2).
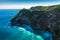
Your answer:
10;5;60;40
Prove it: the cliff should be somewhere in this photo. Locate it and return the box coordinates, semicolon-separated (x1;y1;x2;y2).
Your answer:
10;4;60;40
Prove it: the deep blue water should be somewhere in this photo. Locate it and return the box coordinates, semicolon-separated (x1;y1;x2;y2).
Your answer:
0;9;52;40
0;9;19;27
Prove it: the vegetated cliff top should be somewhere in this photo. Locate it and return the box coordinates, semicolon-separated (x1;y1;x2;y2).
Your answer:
30;4;60;11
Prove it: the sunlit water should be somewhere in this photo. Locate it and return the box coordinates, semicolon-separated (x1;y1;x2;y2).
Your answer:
0;9;52;40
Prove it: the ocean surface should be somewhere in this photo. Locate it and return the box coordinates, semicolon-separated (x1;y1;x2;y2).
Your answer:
0;9;19;26
0;9;52;40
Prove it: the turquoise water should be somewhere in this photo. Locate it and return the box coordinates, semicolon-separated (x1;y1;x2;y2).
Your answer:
0;9;52;40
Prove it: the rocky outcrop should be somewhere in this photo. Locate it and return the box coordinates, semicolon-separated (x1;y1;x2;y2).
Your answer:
10;5;60;40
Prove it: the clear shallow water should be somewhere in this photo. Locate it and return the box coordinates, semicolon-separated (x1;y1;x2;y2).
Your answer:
0;9;52;40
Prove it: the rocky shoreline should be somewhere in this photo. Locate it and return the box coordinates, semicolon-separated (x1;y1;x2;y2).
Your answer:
11;5;60;40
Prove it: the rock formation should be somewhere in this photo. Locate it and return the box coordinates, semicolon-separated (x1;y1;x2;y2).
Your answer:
10;4;60;40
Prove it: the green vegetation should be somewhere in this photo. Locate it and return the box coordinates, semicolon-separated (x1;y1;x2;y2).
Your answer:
30;4;60;11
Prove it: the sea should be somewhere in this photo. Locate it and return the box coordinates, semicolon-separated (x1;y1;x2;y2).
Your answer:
0;9;52;40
